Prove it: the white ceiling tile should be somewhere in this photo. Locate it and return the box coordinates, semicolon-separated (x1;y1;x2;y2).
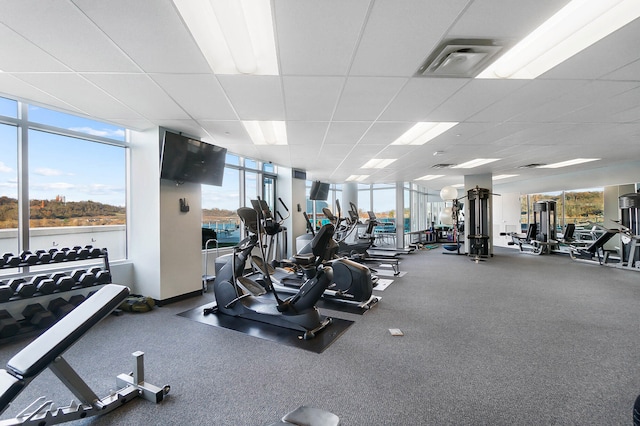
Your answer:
0;24;68;72
350;0;469;77
333;77;407;121
542;19;640;80
0;73;83;114
323;121;372;145
275;0;370;76
286;122;330;146
428;79;528;122
83;73;189;120
380;78;469;121
283;77;344;121
72;0;211;73
151;74;237;120
0;1;139;72
13;73;141;119
449;0;567;40
217;75;284;120
472;79;585;122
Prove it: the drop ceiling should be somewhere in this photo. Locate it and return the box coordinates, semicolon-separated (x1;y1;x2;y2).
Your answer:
0;0;639;194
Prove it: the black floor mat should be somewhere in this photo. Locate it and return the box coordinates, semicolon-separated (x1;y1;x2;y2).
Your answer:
177;304;354;353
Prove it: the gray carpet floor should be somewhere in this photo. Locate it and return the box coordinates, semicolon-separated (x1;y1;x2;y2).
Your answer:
1;246;640;425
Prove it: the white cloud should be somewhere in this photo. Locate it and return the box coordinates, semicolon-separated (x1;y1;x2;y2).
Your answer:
0;162;13;173
69;127;125;139
34;168;75;177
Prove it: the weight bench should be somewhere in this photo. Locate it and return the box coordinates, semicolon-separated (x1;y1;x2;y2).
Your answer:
569;229;618;264
0;284;169;425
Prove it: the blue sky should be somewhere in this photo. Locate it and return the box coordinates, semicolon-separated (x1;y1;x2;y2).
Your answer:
0;101;126;207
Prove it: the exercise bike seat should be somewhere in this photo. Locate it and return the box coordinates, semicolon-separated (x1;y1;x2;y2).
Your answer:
291;253;315;266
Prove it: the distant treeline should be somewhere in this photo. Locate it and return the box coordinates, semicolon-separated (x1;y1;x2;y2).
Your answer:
0;196;125;226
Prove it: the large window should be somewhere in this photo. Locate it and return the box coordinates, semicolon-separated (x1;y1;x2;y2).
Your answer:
201;154;277;247
0;123;18;254
28;130;126;255
0;99;127;265
202;166;240;248
520;188;604;233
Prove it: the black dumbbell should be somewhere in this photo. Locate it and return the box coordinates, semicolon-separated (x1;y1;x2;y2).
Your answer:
51;273;76;292
21;304;56;329
71;269;87;282
0;284;14;302
3;253;21;267
0;310;20;338
51;250;66;262
30;275;55;295
8;278;36;298
70;269;95;287
65;250;78;261
47;297;75;319
80;273;96;287
77;248;90;259
89;248;103;258
20;251;38;265
68;294;86;307
36;250;51;263
95;270;111;284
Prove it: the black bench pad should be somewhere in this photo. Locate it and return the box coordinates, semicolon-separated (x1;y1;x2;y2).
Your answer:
7;284;129;379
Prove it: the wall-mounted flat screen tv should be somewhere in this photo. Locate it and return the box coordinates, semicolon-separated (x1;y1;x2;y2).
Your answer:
160;131;227;186
309;181;330;201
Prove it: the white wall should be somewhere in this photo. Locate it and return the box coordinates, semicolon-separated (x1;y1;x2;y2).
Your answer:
160;180;203;299
493;192;522;248
129;128;202;301
128;127;162;298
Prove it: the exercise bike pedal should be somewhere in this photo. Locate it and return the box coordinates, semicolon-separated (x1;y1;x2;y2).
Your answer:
203;305;218;315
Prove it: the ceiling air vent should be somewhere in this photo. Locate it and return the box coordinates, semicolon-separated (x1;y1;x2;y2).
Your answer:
432;164;455;169
417;39;503;78
517;163;547;169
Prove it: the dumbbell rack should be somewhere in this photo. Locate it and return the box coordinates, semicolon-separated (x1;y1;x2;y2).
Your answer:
0;245;113;344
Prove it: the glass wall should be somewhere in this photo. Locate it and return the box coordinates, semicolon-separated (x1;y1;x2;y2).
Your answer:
0;122;18;254
0;97;127;264
201;154;277;247
520;188;604;233
201;165;240;248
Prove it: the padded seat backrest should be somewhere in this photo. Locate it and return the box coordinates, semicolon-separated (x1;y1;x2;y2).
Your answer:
237;207;259;233
526;223;537;240
563;223;575;240
311;224;335;258
0;369;24;414
586;230;617;253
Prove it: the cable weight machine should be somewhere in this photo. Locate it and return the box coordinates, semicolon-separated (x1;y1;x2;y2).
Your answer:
467;186;492;262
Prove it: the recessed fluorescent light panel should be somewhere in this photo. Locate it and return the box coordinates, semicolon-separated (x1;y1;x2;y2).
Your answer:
538;158;599;169
346;175;369;182
416;174;444;181
477;0;640;79
391;122;458;146
361;158;396;169
242;121;287;145
452;158;499;169
492;174;519;180
173;0;278;75
451;184;465;188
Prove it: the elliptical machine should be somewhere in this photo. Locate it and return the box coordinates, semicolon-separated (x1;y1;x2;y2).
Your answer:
255;200;378;309
205;207;333;340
